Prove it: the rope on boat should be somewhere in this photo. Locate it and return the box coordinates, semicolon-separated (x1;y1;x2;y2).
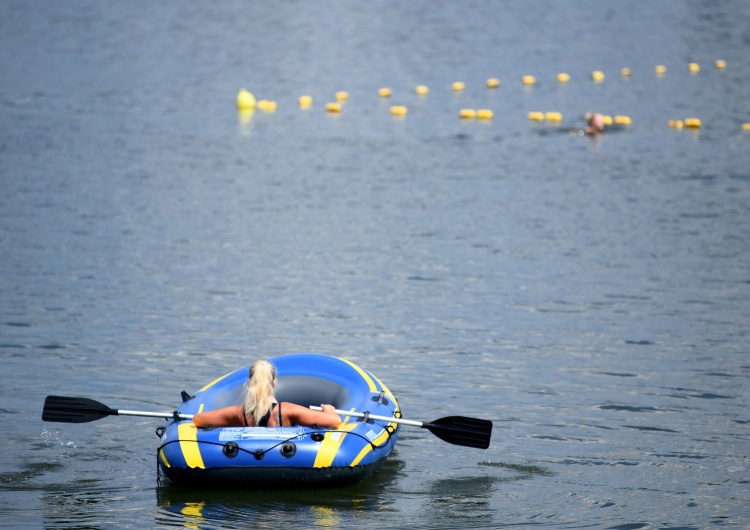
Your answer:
155;426;396;464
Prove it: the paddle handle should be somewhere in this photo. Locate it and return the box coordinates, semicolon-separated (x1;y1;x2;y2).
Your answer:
117;410;194;420
309;406;422;427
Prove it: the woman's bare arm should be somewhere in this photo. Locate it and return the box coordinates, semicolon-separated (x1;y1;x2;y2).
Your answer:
281;402;341;428
192;405;245;428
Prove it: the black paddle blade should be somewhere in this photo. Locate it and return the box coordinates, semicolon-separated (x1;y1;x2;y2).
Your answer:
423;416;493;449
42;396;118;424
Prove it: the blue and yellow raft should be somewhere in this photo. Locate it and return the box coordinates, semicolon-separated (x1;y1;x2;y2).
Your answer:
157;353;401;485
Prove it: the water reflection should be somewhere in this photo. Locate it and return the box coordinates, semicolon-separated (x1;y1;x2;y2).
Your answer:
156;487;370;529
237;108;255;136
155;456;404;528
180;501;204;530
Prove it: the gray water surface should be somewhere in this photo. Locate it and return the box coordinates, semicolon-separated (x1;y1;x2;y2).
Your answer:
2;1;750;528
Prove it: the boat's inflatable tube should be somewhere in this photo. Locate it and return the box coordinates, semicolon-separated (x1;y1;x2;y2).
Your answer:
157;353;401;485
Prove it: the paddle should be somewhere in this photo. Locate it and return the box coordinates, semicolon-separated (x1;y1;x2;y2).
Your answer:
310;406;492;449
42;396;493;450
42;395;194;424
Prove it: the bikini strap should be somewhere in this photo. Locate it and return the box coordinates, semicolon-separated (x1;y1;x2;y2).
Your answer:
245;402;279;427
257;408;272;427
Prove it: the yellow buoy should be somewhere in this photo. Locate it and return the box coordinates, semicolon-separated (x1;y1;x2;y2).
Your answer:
486;78;500;88
591;70;605;83
688;62;700;73
522;75;536;85
655;65;667;75
415;85;429;95
742;123;750;131
684;118;701;129
378;87;392;98
325;102;342;113
621;67;633;77
715;59;727;69
236;89;256;110
390;105;407;116
557;73;570;83
477;109;493;120
528;111;545;121
459;109;476;119
257;99;276;112
335;91;349;101
601;115;613;126
545;112;563;122
298;95;313;108
668;120;684;129
614;115;632;125
452;81;465;91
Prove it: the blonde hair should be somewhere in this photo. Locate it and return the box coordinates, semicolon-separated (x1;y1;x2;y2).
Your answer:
243;360;277;425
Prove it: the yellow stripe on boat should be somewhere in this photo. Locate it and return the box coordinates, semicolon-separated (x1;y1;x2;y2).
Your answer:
338;357;377;393
349;423;397;466
198;371;234;392
313;416;358;468
158;448;171;468
178;423;205;468
349;444;371;467
162;410;206;469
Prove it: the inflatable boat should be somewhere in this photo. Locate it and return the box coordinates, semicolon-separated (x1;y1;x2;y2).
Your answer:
156;353;401;485
43;354;490;486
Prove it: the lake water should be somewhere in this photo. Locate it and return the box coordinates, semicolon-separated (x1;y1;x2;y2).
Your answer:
2;0;750;528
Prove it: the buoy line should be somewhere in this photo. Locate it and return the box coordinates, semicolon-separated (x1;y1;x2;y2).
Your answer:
235;59;746;131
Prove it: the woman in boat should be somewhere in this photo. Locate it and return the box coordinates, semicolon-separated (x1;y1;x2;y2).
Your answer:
192;360;341;429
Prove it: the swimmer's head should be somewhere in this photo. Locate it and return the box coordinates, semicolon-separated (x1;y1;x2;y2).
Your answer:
586;112;605;132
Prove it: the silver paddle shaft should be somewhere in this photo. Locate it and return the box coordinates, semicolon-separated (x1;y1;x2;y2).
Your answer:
309;406;422;427
117;409;194;420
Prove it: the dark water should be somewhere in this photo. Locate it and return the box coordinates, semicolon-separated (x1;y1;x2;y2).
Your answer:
2;0;750;528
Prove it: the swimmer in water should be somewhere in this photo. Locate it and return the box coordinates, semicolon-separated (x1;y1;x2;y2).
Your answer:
584;112;605;135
